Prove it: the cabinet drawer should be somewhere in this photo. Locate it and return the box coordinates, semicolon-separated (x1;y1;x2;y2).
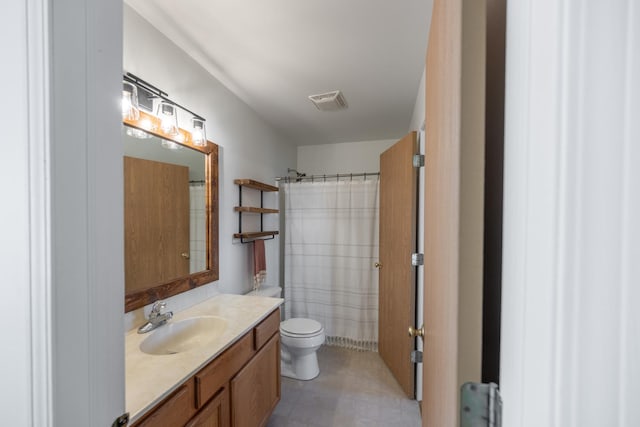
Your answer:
195;332;254;407
254;308;280;350
133;379;196;427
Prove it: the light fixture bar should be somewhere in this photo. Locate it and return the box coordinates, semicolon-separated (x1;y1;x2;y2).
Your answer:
123;72;206;122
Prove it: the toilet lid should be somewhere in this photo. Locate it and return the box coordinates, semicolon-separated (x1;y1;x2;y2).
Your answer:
280;318;323;336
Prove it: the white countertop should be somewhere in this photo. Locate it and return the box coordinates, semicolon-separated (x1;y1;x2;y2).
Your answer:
125;293;283;423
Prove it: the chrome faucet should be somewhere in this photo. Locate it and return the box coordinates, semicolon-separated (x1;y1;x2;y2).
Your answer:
137;301;173;334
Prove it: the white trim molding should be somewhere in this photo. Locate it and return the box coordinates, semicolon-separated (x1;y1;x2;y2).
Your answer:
502;1;640;426
0;0;52;425
27;0;53;424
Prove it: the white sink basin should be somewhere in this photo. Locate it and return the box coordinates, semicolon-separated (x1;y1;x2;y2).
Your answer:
140;316;228;355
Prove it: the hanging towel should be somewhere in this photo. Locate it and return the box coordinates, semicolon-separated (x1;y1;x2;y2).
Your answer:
253;239;267;290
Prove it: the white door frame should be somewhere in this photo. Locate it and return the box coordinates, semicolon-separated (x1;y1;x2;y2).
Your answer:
1;0;125;425
1;0;52;424
501;1;640;425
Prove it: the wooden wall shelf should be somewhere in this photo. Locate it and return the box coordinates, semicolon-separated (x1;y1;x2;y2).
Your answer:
234;179;279;243
233;231;280;239
233;179;278;192
234;207;279;214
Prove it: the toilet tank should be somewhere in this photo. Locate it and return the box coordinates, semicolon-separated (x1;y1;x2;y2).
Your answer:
246;286;282;298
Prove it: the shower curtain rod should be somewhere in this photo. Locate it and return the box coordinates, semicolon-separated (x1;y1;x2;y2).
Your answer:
275;172;380;183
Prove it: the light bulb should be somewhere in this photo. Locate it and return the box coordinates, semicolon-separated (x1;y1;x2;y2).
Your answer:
157;101;179;136
122;82;140;120
191;117;207;147
139;117;154;131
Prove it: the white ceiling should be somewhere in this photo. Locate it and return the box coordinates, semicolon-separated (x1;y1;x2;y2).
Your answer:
125;0;433;146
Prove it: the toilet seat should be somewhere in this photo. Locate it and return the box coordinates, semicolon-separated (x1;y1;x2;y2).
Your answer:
280;318;323;337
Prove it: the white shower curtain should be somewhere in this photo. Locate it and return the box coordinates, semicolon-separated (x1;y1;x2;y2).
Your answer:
189;183;206;273
283;179;379;351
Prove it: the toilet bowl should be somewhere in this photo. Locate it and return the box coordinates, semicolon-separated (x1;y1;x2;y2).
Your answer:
280;318;325;380
247;286;325;380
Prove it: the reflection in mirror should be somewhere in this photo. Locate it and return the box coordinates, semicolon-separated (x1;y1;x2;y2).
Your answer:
123;111;218;313
124;128;207;293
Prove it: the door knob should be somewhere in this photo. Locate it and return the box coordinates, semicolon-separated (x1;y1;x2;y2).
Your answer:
374;262;383;268
408;325;425;338
181;252;190;259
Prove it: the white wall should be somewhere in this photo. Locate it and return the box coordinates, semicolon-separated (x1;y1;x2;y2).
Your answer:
297;139;396;175
502;1;639;426
123;6;296;328
409;68;426;132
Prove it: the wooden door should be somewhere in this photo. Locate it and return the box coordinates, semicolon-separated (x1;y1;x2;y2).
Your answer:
422;0;478;427
124;156;190;292
378;131;419;398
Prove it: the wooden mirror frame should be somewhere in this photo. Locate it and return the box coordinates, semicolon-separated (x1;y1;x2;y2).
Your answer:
123;110;219;312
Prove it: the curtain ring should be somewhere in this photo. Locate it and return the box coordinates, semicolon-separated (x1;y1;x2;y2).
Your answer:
350;173;353;181
364;172;367;180
323;174;326;182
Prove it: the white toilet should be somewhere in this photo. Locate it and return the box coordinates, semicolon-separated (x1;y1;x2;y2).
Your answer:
248;286;325;380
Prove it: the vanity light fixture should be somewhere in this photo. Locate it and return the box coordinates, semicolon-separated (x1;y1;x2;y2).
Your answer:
157;101;179;136
123;73;209;146
191;117;207;147
122;81;140;120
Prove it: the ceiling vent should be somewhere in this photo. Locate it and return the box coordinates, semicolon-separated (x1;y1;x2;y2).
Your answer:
308;90;348;111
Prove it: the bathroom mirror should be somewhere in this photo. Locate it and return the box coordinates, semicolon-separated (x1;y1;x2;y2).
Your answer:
123;111;218;312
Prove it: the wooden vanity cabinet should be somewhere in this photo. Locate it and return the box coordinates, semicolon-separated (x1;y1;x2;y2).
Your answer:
231;333;280;427
185;387;230;427
195;332;254;407
133;380;197;427
131;308;280;427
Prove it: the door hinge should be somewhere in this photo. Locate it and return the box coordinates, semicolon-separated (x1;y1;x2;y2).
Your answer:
411;253;424;266
461;382;502;427
112;413;129;427
410;350;423;363
413;154;425;168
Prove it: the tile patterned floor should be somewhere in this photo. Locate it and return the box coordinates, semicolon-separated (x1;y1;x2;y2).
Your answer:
267;346;422;427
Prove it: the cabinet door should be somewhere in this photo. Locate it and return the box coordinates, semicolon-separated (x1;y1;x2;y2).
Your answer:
186;387;230;427
231;334;280;427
